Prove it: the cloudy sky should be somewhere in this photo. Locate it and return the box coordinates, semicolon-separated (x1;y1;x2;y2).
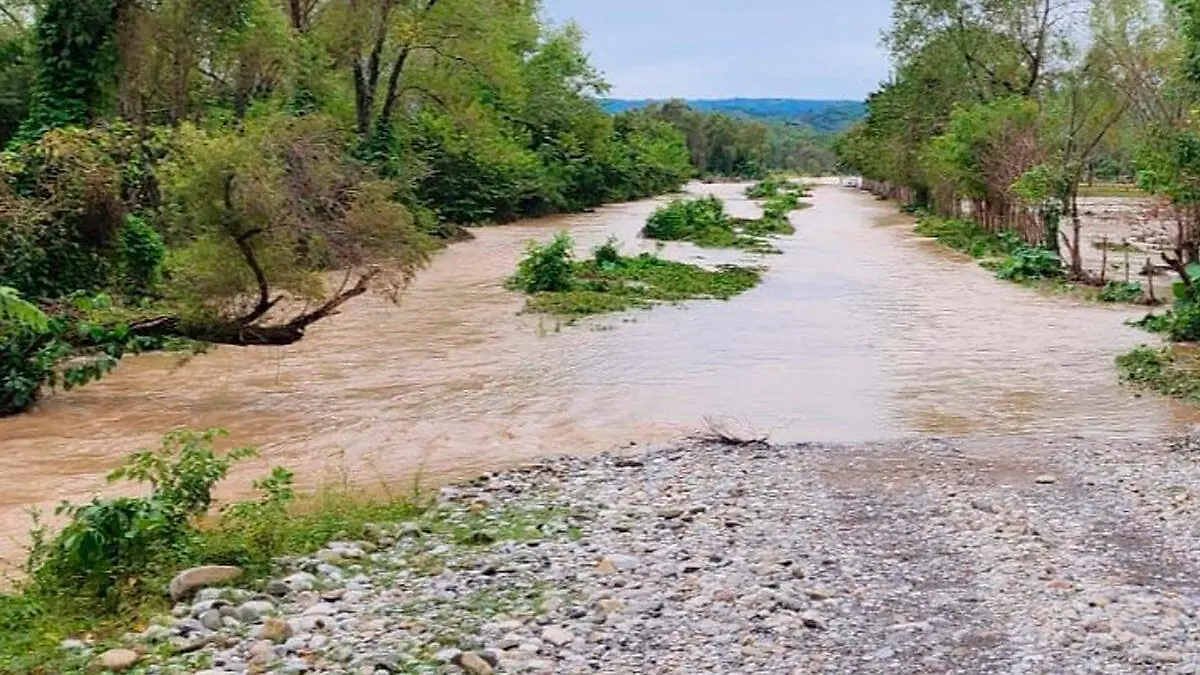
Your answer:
538;0;893;101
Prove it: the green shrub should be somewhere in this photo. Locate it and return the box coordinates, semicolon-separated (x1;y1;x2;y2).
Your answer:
1;289;144;416
994;246;1062;281
762;192;800;220
216;467;297;567
510;232;574;293
593;237;621;267
1166;303;1200;342
1098;281;1144;303
0;287;60;415
643;195;730;241
746;178;783;199
1117;345;1200;401
914;216;1009;259
31;429;258;605
118;215;166;297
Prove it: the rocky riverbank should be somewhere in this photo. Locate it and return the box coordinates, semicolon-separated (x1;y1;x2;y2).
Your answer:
82;434;1200;674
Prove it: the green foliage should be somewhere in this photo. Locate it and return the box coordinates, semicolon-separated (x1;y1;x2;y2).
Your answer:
1117;345;1200;401
20;0;121;140
914;215;1009;259
644;195;730;241
216;466;296;565
1098;281;1145;304
642;194;798;252
517;244;762;317
593;237;621;267
1172;0;1200;87
1136;302;1200;342
1;289;143;416
993;243;1063;282
915;214;1063;282
118;215;165;297
746;177;786;199
510;232;575;293
32;429;257;604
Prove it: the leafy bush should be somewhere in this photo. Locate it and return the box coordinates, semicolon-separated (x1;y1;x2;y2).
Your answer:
1163;303;1200;342
1117;345;1200;401
593;237;621;267
510;232;574;293
746;177;784;199
1;289;144;416
1098;281;1144;304
1;286;58;415
118;215;165;297
643;195;730;241
514;243;762;317
216;467;297;565
994;246;1062;281
31;429;258;604
914;216;1009;259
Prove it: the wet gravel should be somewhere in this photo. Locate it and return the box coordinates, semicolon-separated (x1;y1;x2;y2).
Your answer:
105;434;1200;674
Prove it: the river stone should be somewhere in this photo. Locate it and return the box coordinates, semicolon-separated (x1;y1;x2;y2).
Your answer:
168;565;243;601
457;651;494;675
255;617;293;643
247;640;277;663
301;602;337;617
237;600;276;623
541;626;574;647
200;608;223;631
96;649;140;672
281;572;318;592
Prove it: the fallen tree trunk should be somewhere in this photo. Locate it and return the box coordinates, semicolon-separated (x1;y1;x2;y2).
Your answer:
127;269;378;347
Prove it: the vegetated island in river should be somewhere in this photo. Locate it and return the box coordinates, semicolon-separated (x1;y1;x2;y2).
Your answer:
506;179;809;319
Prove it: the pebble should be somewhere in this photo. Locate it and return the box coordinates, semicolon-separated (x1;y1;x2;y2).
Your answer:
95;648;139;672
458;651;495;675
541;626;574;647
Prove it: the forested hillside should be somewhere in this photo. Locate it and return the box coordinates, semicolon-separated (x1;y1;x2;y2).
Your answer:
605;98;867;134
615;99;843;176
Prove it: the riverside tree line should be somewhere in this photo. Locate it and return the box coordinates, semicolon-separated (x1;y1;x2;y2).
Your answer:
836;0;1200;284
836;0;1200;400
0;0;827;416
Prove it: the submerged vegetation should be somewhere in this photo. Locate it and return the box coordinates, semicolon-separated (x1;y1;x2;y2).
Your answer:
641;189;804;253
914;215;1061;280
1117;345;1200;402
508;233;762;318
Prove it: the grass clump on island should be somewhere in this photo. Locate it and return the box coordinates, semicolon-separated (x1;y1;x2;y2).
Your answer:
0;429;569;674
507;233;761;318
641;192;802;254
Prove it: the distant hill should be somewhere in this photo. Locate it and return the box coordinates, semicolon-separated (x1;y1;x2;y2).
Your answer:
602;98;866;134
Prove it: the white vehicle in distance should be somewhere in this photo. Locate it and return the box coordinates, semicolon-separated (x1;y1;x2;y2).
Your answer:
840;175;862;188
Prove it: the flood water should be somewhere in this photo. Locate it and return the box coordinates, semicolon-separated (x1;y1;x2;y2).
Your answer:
1;181;1195;562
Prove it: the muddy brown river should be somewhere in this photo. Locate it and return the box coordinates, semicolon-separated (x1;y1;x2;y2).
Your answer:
1;182;1195;565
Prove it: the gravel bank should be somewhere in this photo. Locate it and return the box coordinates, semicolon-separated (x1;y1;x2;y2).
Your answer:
100;435;1200;674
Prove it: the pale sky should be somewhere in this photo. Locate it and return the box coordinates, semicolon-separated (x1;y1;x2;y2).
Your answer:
538;0;893;101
